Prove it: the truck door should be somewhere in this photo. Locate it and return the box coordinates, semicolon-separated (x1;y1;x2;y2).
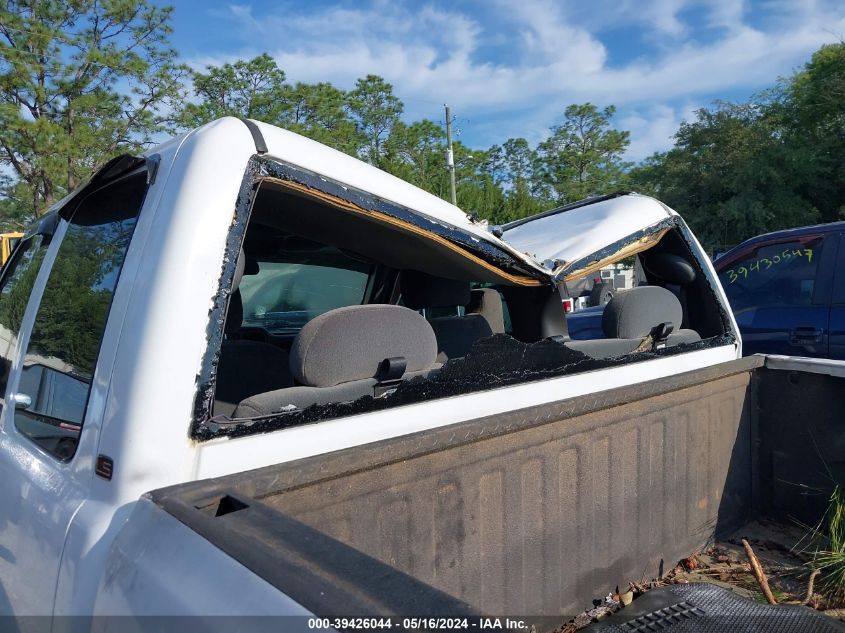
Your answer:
829;232;845;360
0;171;146;615
717;233;833;357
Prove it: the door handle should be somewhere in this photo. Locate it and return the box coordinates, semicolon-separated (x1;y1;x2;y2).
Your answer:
789;327;823;343
9;392;31;410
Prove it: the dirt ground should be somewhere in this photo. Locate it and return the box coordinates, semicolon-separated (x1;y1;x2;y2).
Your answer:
558;519;845;632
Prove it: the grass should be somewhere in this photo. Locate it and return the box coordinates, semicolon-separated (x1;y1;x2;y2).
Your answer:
807;485;845;604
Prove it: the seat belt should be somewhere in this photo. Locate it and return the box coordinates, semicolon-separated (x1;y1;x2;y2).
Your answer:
635;322;674;352
373;356;407;397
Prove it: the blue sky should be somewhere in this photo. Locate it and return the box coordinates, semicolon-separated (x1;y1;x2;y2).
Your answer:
164;0;845;160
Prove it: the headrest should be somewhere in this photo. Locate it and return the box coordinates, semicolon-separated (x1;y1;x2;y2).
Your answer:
231;249;259;293
290;304;438;388
400;270;471;310
467;288;505;333
540;292;568;339
642;252;696;285
602;286;682;339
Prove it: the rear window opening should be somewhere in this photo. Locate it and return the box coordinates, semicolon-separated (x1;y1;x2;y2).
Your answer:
197;163;733;440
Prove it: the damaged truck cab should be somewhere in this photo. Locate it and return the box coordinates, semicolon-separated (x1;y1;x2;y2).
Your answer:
0;117;739;618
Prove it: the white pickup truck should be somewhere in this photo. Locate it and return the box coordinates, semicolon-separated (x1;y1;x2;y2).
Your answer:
1;117;841;631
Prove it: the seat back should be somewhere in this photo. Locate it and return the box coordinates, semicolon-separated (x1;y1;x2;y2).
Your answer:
467;288;505;334
566;286;700;359
234;304;438;416
401;270;502;361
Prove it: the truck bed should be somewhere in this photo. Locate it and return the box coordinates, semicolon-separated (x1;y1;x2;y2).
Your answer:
146;355;845;622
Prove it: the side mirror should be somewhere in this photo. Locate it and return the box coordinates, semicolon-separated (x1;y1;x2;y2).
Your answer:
9;392;31;410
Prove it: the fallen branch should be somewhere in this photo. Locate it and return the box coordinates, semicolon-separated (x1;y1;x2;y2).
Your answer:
742;538;778;605
805;569;820;605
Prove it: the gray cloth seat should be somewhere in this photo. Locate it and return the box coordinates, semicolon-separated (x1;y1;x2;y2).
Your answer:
216;250;293;416
215;339;292;416
565;286;701;359
401;270;505;362
234;304;438;417
641;251;698;328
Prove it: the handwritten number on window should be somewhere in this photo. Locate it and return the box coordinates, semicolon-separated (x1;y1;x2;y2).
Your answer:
725;247;814;284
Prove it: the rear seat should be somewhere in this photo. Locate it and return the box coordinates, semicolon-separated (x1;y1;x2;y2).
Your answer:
566;286;701;359
233;304;438;417
400;270;505;362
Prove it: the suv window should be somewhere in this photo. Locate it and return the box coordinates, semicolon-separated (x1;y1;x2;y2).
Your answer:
718;237;824;312
0;236;48;407
14;173;146;461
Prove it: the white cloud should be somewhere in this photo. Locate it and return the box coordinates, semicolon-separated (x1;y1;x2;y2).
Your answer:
188;0;845;156
620;103;700;160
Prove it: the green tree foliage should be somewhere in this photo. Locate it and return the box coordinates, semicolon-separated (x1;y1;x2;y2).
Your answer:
452;143;506;224
178;53;285;127
773;43;845;224
488;138;546;221
632;42;845;251
536;104;631;204
0;0;184;221
23;174;140;376
173;55;634;221
384;119;448;197
346;74;403;167
0;235;45;339
630;102;820;250
279;82;360;154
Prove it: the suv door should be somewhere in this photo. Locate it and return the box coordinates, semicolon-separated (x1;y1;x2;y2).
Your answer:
717;233;834;357
829;232;845;359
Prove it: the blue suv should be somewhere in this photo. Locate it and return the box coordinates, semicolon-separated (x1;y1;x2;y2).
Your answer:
714;222;845;359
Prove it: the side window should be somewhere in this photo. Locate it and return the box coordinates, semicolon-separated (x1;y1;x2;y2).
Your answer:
14;173;146;461
0;236;48;405
718;237;824;312
238;234;372;335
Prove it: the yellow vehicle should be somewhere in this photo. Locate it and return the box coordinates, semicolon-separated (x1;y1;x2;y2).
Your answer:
0;232;23;266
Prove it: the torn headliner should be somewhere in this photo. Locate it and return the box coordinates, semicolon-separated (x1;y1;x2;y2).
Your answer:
559;220;673;282
254;159;549;286
255;178;543;286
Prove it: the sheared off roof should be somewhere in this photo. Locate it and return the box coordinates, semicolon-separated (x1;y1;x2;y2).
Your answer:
502;194;677;270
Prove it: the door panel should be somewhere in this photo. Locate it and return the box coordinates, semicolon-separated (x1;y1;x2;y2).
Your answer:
717;234;832;357
0;173;146;615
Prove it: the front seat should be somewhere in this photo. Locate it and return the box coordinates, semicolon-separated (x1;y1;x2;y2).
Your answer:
566;286;701;359
641;252;697;328
400;270;505;362
233;304;439;417
214;250;293;416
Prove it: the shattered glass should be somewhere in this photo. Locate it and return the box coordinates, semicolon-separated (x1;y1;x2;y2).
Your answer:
195;332;735;441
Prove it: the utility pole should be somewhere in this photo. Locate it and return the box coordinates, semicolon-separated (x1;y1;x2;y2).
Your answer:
444;104;457;206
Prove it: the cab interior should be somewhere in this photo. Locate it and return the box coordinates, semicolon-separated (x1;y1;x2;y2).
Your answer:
213;180;728;419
